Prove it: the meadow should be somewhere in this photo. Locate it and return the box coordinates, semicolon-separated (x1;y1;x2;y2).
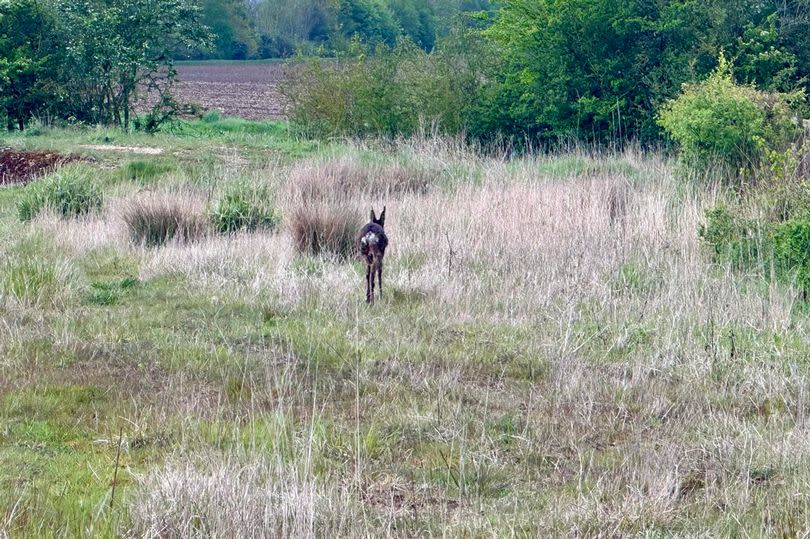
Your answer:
0;116;808;537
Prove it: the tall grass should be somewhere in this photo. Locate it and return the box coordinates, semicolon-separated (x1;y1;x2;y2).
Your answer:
118;191;209;247
4;135;809;537
17;164;103;221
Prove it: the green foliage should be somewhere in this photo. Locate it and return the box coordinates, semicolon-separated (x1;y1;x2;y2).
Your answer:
700;204;810;297
17;165;102;221
197;0;256;60
773;217;810;293
286;37;486;138
733;13;798;91
659;56;803;179
388;0;435;50
335;0;399;47
698;206;766;269
55;0;211;129
484;0;808;143
188;0;446;59
210;186;280;233
0;0;65;131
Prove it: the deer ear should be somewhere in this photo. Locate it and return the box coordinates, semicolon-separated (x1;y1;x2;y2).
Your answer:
379;206;386;226
370;208;376;222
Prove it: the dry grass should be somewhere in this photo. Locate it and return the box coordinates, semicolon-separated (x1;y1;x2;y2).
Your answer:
288;201;363;258
127;146;809;535
3;138;809;537
118;190;209;247
129;453;359;538
286;151;440;200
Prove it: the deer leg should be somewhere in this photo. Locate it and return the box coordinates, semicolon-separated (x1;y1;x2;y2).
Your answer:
369;261;376;304
377;260;383;301
366;263;373;304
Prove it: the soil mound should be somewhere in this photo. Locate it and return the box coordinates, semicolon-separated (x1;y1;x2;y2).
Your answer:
0;148;79;185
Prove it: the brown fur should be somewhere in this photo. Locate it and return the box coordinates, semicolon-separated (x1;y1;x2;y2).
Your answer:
357;206;388;304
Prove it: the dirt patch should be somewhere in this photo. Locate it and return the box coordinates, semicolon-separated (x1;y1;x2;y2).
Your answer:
78;144;163;155
0;148;80;185
139;62;288;120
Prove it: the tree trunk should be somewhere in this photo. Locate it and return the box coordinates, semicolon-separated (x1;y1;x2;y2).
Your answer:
123;88;130;131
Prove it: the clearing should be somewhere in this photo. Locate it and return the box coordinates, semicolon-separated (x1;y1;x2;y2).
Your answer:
0;122;808;537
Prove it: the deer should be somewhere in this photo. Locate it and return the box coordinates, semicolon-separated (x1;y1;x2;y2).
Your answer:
357;206;388;304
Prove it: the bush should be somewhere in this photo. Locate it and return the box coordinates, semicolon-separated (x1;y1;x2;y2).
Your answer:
283;38;485;138
773;217;810;294
258;34;295;58
699;203;810;297
658;54;803;181
120;192;208;247
210;187;280;233
289;202;362;258
17;165;103;221
698;206;767;270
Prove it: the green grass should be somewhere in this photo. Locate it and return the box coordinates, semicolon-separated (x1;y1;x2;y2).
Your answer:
1;123;809;537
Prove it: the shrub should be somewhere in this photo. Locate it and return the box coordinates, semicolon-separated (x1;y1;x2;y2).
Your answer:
658;54;803;181
698;206;767;270
289;202;362;258
773;216;810;294
120;192;208;247
17;165;103;221
210;187;280;233
283;38;485;138
258;34;295;59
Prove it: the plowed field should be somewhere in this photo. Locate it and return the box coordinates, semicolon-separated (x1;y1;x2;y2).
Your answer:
171;61;287;120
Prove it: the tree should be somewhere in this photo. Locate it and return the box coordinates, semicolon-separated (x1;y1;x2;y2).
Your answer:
336;0;398;47
198;0;257;60
57;0;210;129
388;0;436;50
0;0;64;130
485;0;807;143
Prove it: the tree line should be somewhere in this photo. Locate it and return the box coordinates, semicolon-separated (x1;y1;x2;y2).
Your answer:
3;0;810;147
187;0;491;60
287;0;810;146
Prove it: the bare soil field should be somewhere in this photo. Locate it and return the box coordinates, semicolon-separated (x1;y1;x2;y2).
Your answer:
170;61;287;120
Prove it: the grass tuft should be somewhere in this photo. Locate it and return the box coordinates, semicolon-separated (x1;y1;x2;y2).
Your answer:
17;164;103;221
210;185;280;234
119;191;209;247
289;201;362;258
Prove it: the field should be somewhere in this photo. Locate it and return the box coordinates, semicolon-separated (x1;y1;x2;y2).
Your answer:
167;61;287;120
0;119;809;537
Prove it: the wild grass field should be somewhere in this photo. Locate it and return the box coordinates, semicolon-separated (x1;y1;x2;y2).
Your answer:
0;118;808;538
